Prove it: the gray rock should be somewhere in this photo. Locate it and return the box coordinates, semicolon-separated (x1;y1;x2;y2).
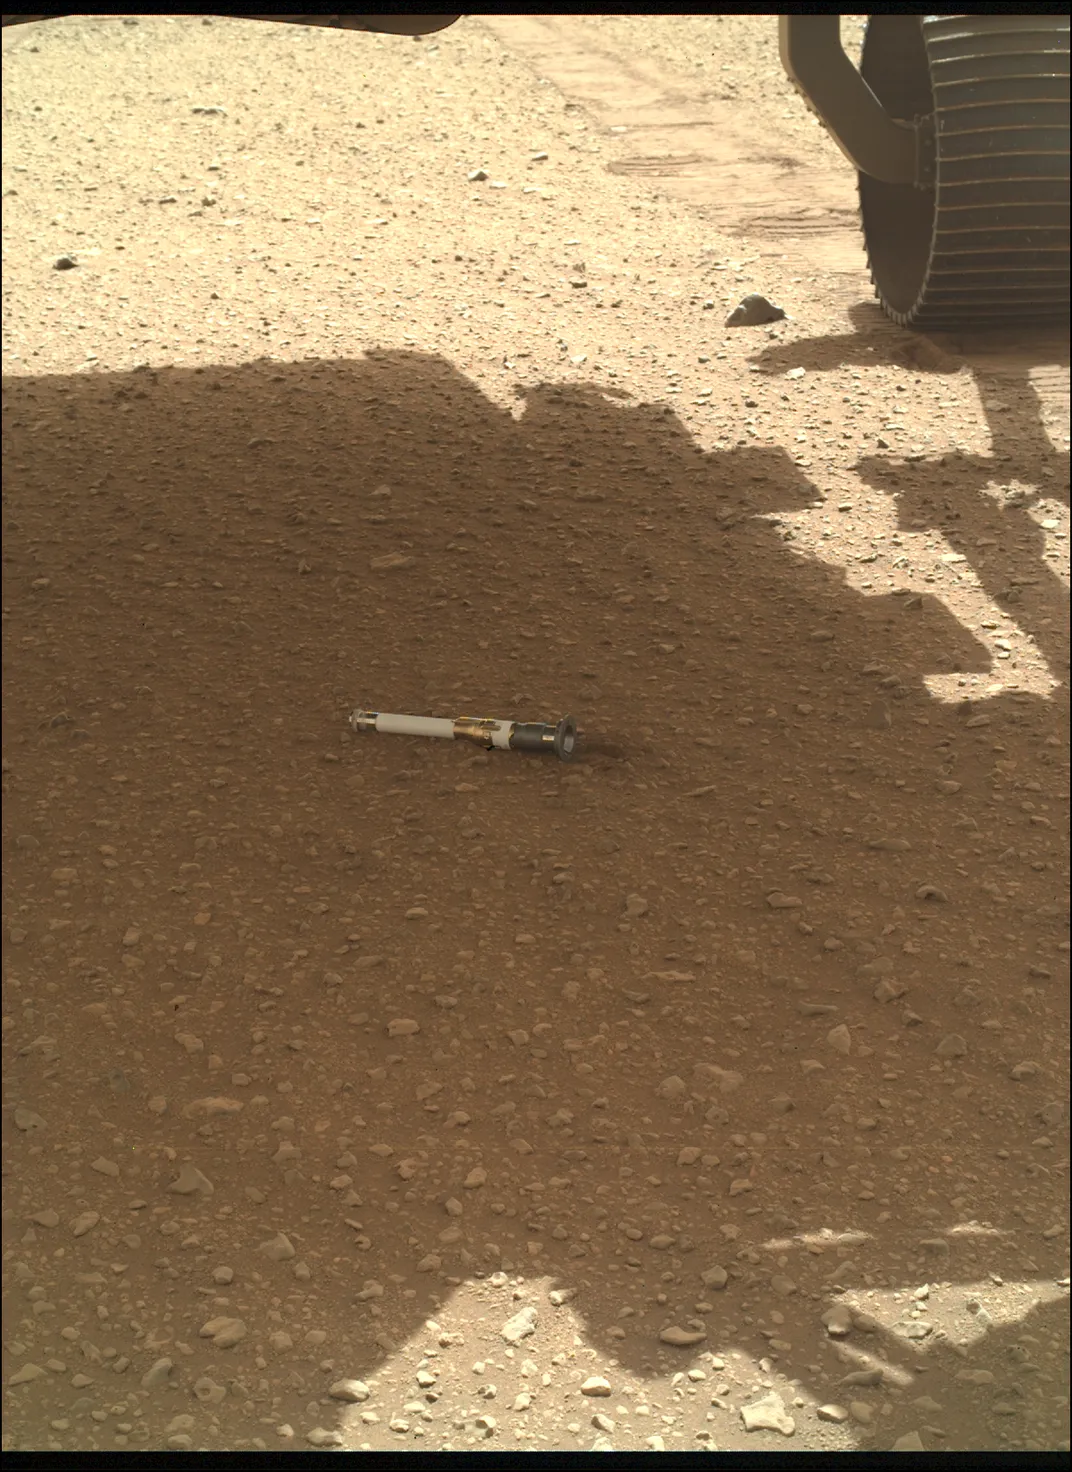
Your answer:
725;293;787;327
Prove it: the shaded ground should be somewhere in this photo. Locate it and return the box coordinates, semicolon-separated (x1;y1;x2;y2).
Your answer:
2;13;1069;1455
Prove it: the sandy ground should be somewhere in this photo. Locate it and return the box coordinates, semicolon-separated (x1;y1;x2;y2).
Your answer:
1;13;1069;1455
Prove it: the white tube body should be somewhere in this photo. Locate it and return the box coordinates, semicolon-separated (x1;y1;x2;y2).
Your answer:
489;722;513;750
374;713;456;740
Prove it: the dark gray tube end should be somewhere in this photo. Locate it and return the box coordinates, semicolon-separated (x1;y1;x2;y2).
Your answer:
508;716;577;759
554;715;577;761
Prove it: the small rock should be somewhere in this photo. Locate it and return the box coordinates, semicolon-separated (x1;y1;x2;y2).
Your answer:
192;1376;227;1404
827;1024;852;1055
624;893;649;918
387;1017;420;1037
725;293;786;328
915;884;947;902
581;1376;612;1397
54;255;78;270
935;1034;967;1057
198;1316;247;1348
259;1232;295;1261
168;1164;214;1196
70;1211;100;1237
369;553;414;572
849;1400;873;1424
695;1062;743;1094
892;1431;926;1451
306;1428;344;1447
842;1369;883;1387
767;891;802;909
1010;1061;1040;1080
659;1326;706;1347
183;1096;243;1119
8;1363;47;1385
140;1358;176;1389
741;1390;795;1435
329;1379;371;1402
501;1306;538;1345
913;1395;943;1414
817;1403;849;1423
822;1305;853;1337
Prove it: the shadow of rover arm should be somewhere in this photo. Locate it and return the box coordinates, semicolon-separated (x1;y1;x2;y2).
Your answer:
1;14;463;34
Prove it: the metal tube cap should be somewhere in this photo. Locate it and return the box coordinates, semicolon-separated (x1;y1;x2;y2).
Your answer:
509;714;577;760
